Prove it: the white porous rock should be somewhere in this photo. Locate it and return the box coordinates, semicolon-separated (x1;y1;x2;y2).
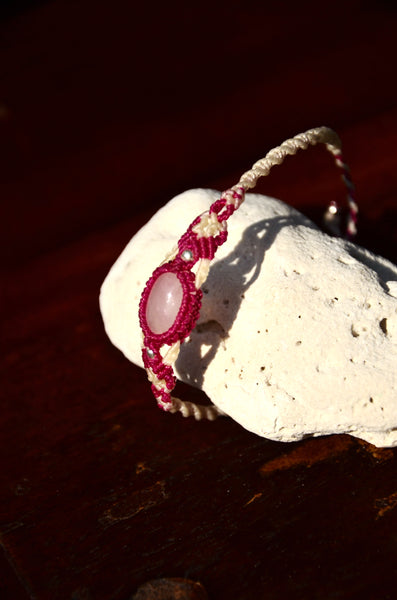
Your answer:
100;189;397;447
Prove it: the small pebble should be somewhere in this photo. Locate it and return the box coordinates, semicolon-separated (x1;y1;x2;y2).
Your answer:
131;577;209;600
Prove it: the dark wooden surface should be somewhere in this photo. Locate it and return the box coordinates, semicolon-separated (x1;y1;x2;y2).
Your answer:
2;2;397;598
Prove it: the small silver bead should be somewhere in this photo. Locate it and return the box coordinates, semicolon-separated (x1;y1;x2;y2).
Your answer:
181;249;193;261
328;204;338;215
146;347;155;359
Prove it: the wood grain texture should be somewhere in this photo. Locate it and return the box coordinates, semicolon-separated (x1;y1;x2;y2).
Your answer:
1;1;397;598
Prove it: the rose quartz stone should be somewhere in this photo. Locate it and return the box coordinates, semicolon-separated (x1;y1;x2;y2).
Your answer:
145;272;183;334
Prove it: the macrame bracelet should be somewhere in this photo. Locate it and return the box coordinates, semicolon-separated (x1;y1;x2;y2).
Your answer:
138;126;358;420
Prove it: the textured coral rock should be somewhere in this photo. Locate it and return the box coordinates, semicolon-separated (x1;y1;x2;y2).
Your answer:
100;189;397;447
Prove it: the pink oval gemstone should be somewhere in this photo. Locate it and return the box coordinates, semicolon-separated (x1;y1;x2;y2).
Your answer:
146;272;184;335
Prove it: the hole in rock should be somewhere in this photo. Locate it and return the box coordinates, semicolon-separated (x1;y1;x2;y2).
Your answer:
379;318;388;335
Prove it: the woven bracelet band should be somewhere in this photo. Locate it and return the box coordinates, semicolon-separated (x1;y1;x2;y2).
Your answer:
138;126;357;420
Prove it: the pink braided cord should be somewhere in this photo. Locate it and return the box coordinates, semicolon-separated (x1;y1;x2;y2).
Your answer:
139;187;244;409
332;152;358;238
